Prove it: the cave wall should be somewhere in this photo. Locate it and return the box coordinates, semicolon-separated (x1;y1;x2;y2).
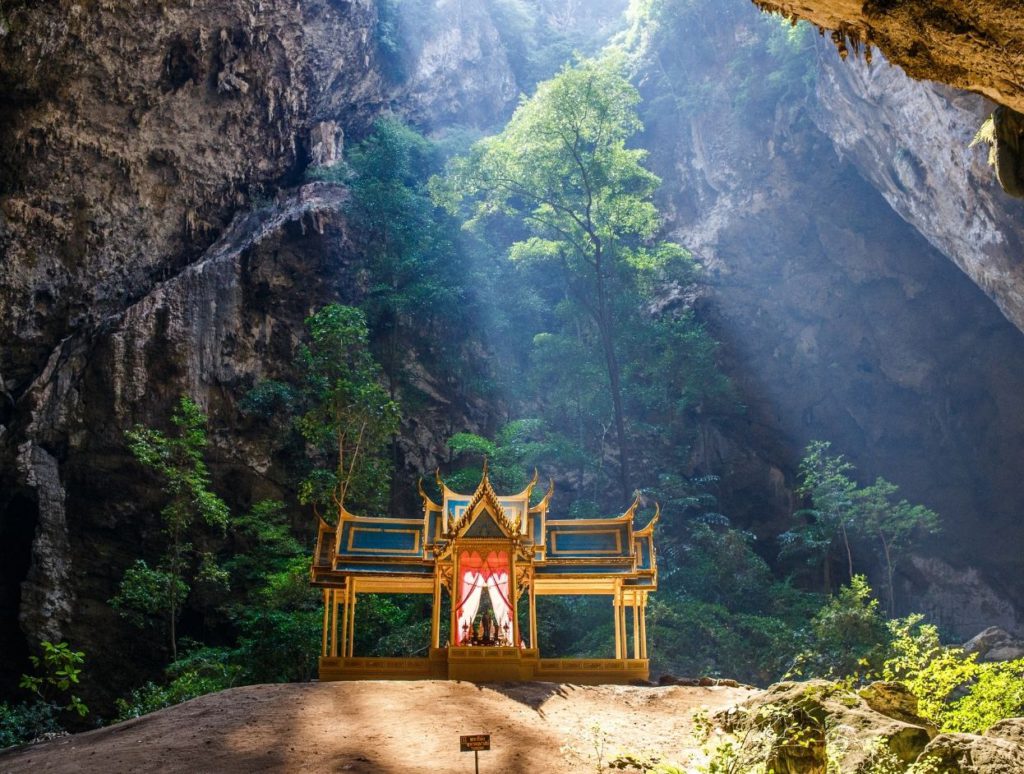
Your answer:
749;0;1024;116
635;1;1024;636
4;0;1024;709
0;0;524;705
813;50;1024;341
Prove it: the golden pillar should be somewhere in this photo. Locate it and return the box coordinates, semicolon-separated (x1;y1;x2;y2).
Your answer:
618;589;628;660
529;576;538;649
338;583;349;659
510;549;520;646
321;589;330;657
613;593;622;659
330;588;340;658
630;598;637;659
451;559;459;646
346;585;358;657
639;594;648;659
431;568;442;649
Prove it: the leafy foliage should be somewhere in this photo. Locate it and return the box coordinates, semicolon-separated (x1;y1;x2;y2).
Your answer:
782;441;940;609
435;53;706;500
243;305;401;517
294;304;401;515
344;118;477;392
223;500;321;683
792;578;1024;734
1;641;88;749
115;500;322;717
112;396;229;659
446;418;575;493
432;50;738;517
114;645;240;721
789;576;890;682
883;615;1024;733
19;641;88;719
0;701;59;749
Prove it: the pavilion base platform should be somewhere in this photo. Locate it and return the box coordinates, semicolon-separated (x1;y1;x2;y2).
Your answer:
319;648;649;684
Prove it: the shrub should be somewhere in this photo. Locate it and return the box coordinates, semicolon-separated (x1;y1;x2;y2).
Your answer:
0;701;60;749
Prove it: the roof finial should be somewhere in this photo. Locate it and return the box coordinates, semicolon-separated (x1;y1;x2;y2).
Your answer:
481;456;489;481
435;467;444;490
418;477;441;511
637;502;661;535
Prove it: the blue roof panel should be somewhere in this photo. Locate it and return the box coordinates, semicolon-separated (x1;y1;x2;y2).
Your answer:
338;520;423;558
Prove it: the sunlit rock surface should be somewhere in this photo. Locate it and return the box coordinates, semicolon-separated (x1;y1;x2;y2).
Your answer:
814;50;1024;335
750;0;1024;115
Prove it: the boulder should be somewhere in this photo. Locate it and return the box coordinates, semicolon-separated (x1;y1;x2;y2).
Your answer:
917;731;1024;773
858;682;937;734
985;717;1024;745
734;681;932;774
962;627;1024;662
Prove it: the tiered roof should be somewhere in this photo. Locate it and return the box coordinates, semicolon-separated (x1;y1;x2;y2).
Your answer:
311;466;658;590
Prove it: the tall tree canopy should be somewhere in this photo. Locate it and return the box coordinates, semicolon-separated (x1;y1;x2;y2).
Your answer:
295;304;401;517
433;54;690;500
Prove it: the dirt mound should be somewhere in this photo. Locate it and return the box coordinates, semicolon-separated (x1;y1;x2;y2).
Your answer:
0;681;756;773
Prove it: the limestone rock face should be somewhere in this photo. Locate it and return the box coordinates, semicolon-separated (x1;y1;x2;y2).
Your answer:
900;557;1024;645
738;680;933;773
0;0;386;398
813;50;1024;338
963;627;1024;663
986;718;1024;745
731;681;1024;773
748;0;1024;115
858;682;937;734
14;441;73;644
634;1;1024;629
0;0;521;705
918;730;1024;773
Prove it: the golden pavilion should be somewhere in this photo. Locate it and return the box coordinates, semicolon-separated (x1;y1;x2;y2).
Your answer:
310;464;659;683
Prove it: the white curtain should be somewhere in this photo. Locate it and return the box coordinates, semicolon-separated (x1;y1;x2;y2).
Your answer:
485;571;512;638
456;570;485;644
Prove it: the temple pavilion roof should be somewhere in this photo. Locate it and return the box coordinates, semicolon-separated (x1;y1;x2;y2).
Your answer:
311;464;658;591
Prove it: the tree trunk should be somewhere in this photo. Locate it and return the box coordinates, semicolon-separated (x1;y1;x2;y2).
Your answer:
170;598;177;661
840;523;854;581
592;245;631;502
880;532;896;615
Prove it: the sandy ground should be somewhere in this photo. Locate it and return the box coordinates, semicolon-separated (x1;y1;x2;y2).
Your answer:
0;681;756;773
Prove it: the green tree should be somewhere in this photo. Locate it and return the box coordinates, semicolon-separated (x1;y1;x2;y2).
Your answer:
293;304;401;516
446;418;575;494
434;54;690;501
789;576;891;682
786;440;858;591
883;614;1024;732
345;118;468;390
855;478;940;614
112;396;229;659
782;441;941;602
18;641;88;719
1;641;88;748
224;500;321;683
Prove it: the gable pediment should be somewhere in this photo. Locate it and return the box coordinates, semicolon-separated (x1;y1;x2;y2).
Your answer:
462;506;509;538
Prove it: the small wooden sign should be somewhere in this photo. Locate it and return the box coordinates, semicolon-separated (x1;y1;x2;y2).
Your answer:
460;734;491;752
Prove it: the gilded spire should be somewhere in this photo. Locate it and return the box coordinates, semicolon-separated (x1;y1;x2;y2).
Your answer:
636;502;661;535
448;463;520;536
529;478;555;513
418;477;442;512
